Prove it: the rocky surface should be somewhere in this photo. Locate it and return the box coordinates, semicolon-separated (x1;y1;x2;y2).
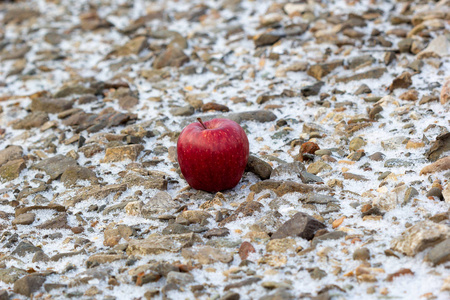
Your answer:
0;0;449;299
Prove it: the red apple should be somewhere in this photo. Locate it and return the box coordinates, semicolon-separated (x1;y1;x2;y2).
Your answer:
177;118;249;193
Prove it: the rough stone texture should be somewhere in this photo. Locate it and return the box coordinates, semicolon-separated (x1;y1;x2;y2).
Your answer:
0;145;23;166
12;213;35;225
31;97;73;113
391;220;450;256
424;238;450;266
62;184;128;206
426;132;450;162
0;159;26;181
101;144;144;162
12;112;49;129
245;155;272;180
13;274;46;297
271;212;326;240
126;233;202;255
153;45;190;69
32;155;78;180
181;246;233;264
60;165;98;187
420;156;450;175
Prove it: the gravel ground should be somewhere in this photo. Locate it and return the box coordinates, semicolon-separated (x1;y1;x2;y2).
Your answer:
0;0;449;299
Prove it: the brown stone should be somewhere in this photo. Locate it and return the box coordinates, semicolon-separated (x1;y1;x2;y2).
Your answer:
101;144;144;162
201;102;230;112
153;45;189;69
389;72;412;92
399;90;418;101
239;241;256;260
300;142;320;154
440;79;450;105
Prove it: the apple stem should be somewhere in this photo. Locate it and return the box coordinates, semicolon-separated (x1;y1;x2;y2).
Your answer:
197;118;207;129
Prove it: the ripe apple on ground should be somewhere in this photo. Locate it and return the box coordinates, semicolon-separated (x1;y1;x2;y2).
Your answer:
177;118;249;193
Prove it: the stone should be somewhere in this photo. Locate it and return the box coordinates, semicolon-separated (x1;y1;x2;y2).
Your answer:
386;269;414;282
389;72;412;92
373;184;407;211
204;227;230;238
426;187;444;200
31;98;73;113
12;241;43;257
170;105;195;116
118;95;139;110
224;277;261;291
353;247;370;260
63;184;127;207
221;291;240;300
32;251;50;263
424;238;450;266
417;35;450;59
0;267;27;284
270;162;306;180
166;271;195;286
307;161;332;175
176;210;212;225
36;213;69;229
335;68;386;83
202;102;230;112
440;79;450;105
444;184;450;204
308;268;327;280
354;84;371;95
0;159;26;181
141;192;176;217
86;254;126;267
181;110;276;126
311;231;347;247
271;212;326;240
12;213;35;225
349;137;366;151
420;156;450;175
12;112;49;129
307;60;343;80
121;172;168;191
426;132;450;162
239;241;256;260
60;165;98;187
266;238;296;253
110;36;148;57
13;274;46;297
153;45;189;69
343;172;368;181
219;200;263;225
181;246;233;264
249;180;330;197
0;145;23;166
347;55;375;69
101;144;144;162
79;144;104;158
32;154;78;180
301;81;324;97
300;142;320;154
245;155;272;180
391;220;450;256
0;290;8;300
399;90;418;101
255;33;281;47
398;38;413;53
127;233;202;255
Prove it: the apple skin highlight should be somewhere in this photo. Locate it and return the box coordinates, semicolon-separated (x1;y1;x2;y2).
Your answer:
177;118;250;193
